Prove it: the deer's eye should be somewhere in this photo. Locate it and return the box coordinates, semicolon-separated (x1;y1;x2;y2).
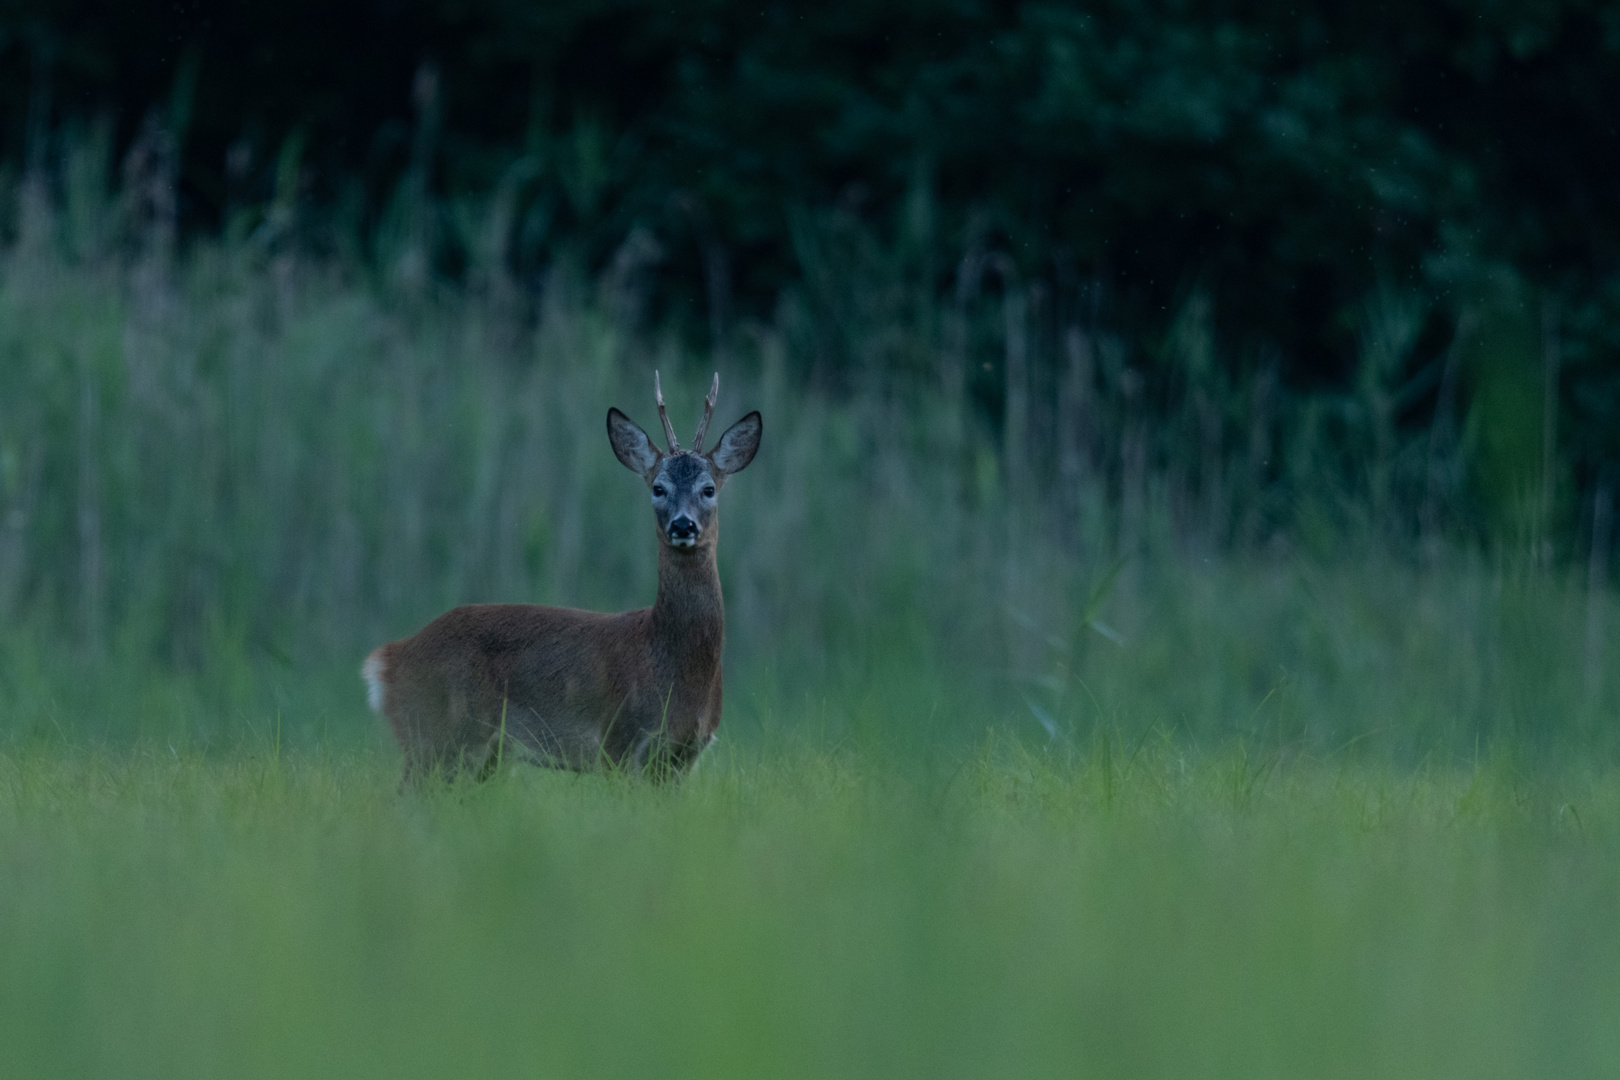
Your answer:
652;485;666;498
703;486;716;498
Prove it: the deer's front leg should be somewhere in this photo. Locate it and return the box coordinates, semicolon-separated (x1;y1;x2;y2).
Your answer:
630;729;715;782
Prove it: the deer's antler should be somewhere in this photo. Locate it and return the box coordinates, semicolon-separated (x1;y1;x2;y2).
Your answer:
692;372;720;452
653;370;680;453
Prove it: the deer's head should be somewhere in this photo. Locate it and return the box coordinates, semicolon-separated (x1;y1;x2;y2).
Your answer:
607;373;762;552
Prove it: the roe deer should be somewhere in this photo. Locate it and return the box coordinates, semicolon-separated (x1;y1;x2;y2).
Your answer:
363;373;761;783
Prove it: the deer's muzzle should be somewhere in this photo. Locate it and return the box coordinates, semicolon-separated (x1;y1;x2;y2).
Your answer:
667;516;699;548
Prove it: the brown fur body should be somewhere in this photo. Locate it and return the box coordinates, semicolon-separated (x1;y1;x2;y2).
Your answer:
365;376;760;784
370;542;724;781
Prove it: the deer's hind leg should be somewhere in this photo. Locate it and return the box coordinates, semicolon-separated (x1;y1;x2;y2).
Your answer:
386;681;495;787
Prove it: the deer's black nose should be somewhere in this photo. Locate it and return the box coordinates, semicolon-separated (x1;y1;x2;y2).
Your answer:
668;516;699;541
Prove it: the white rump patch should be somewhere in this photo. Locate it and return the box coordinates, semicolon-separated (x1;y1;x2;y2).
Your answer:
362;650;387;713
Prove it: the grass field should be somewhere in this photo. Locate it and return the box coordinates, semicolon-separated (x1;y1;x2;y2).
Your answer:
3;170;1619;1078
2;740;1617;1079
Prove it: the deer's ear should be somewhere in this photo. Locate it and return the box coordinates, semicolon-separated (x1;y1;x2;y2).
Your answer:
607;408;661;479
708;411;762;476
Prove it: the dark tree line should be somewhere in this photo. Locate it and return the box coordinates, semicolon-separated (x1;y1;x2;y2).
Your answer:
1;0;1617;512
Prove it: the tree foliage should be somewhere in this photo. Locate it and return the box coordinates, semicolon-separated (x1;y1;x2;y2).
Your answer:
1;0;1616;490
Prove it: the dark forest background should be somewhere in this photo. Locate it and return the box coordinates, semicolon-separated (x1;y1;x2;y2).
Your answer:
1;0;1617;548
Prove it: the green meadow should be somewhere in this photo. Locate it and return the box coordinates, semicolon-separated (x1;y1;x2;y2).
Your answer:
1;176;1617;1076
2;746;1618;1079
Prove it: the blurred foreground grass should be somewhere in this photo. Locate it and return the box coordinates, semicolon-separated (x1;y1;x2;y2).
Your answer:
1;739;1617;1079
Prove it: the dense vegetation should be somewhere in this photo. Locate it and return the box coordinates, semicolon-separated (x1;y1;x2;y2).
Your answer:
2;0;1618;544
0;181;1612;754
0;0;1612;753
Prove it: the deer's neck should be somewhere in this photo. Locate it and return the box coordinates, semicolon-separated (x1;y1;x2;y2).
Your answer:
651;541;724;660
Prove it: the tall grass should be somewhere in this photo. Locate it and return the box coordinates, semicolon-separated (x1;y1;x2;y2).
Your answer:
0;135;1613;756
